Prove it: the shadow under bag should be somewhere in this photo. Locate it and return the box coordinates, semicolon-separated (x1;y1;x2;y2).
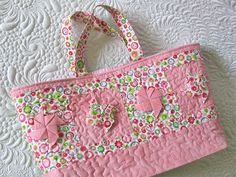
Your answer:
10;4;227;177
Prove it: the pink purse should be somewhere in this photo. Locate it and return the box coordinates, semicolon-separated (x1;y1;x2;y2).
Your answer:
10;5;227;177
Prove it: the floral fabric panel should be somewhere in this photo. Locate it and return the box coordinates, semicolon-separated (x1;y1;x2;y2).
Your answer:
13;49;217;174
185;72;209;103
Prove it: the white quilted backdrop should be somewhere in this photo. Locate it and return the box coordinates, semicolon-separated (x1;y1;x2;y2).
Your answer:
0;0;235;176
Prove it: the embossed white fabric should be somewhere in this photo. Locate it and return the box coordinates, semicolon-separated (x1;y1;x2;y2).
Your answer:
0;0;235;177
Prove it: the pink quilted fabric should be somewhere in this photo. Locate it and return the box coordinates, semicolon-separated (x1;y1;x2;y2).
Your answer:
45;120;226;177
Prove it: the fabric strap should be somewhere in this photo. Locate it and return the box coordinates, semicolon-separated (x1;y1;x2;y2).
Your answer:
61;11;122;76
62;5;143;77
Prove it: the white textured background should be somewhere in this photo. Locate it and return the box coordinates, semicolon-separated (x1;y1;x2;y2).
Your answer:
0;0;236;177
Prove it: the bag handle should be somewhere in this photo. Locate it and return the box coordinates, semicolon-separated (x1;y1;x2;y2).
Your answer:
61;11;123;76
63;5;144;77
75;5;144;76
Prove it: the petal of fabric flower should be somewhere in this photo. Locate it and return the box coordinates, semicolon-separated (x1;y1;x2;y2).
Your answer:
47;114;66;146
148;87;163;117
136;86;162;117
33;111;46;129
136;86;153;112
47;124;59;146
44;114;55;125
29;128;48;140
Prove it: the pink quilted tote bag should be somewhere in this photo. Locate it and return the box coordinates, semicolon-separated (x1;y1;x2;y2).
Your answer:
10;4;227;177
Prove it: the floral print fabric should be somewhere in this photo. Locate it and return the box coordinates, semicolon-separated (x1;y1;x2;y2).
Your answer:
185;73;209;103
86;102;117;132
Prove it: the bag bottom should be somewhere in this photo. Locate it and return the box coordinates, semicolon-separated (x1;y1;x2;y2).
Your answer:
45;119;227;177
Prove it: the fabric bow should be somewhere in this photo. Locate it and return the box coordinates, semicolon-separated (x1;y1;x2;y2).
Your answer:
136;86;162;117
29;111;66;147
86;102;118;132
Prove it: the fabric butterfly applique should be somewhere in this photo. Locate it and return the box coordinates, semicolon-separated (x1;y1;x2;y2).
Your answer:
86;98;118;133
29;111;66;147
136;86;163;117
185;73;209;103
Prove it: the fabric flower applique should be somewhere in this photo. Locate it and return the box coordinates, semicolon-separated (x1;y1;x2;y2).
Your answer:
136;86;163;117
68;89;122;135
29;111;66;147
185;73;209;103
86;98;118;133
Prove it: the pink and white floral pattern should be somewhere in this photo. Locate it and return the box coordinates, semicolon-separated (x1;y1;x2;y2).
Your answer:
185;73;209;103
